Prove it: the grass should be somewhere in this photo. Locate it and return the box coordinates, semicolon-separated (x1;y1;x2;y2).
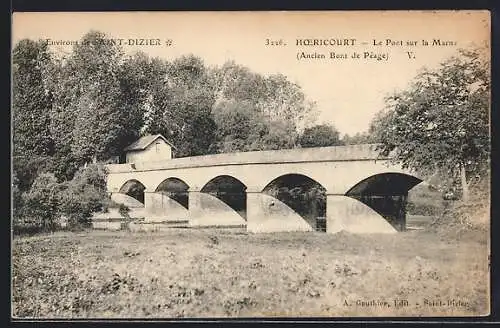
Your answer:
12;225;489;318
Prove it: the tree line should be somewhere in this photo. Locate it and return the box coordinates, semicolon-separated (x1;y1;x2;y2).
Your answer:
12;30;348;232
13;31;350;185
12;30;490;232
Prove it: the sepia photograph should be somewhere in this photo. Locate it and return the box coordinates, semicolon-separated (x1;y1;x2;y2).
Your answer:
11;11;490;318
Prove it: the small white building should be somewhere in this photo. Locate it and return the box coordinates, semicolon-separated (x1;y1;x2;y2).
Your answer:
124;134;176;163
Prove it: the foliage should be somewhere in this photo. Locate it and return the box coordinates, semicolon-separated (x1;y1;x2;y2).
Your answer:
212;99;298;152
371;48;490;200
342;132;374;145
213;61;318;133
13;32;318;169
298;124;342;148
430;177;489;239
68;31;134;163
254;119;297;151
142;54;218;157
12;39;54;158
12;31;322;234
12;155;54;192
212;99;260;152
13;165;110;234
118;52;157;144
406;184;448;216
58;165;109;226
258;73;318;131
265;176;327;220
18;173;62;232
46;52;86;180
213;61;266;104
178;110;218;156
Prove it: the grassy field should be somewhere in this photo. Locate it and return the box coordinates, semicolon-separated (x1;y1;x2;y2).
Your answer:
12;225;489;318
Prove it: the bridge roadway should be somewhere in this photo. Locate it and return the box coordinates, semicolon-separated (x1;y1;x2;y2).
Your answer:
105;144;422;234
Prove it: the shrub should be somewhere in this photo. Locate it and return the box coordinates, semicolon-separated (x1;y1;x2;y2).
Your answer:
58;165;110;227
17;173;62;233
406;201;447;217
13;164;112;234
12;154;54;192
118;204;131;219
407;184;447;216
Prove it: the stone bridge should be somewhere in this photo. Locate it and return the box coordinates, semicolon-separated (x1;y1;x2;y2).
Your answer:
105;144;422;234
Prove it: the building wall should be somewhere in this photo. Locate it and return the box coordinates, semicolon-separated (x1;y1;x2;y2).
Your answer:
126;139;172;163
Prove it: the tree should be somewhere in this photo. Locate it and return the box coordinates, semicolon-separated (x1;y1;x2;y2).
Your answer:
372;48;490;201
258;73;318;131
12;39;54;158
342;131;374;145
20;173;62;231
12;40;57;188
12;154;53;192
252;119;297;151
143;54;217;157
298;124;342;148
212;99;259;152
46;52;84;180
116;52;157;148
180;111;218;156
58;164;109;225
212;60;266;105
212;99;297;152
69;31;131;163
213;62;318;133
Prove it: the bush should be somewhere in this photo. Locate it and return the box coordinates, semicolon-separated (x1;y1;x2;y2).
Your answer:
407;184;447;217
118;204;131;219
58;165;109;227
13;164;112;234
298;124;341;148
17;173;62;233
406;201;447;217
12;154;54;192
429;177;489;239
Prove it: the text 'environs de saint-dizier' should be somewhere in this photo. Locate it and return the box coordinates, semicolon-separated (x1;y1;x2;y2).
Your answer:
44;38;173;46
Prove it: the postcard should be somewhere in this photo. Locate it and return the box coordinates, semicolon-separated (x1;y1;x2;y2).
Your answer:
11;11;491;318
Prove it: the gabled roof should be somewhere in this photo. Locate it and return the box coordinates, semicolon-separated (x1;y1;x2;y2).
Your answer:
124;134;176;151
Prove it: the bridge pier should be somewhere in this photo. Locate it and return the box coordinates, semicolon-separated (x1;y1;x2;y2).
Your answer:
188;190;247;227
187;190;202;226
143;190;189;223
325;194;397;234
246;191;313;233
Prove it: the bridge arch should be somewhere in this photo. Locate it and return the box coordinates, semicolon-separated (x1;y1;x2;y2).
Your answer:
155;177;190;209
119;179;146;204
201;175;247;220
262;173;327;231
345;172;422;231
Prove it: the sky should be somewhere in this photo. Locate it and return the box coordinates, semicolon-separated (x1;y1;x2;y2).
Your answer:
12;11;490;135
